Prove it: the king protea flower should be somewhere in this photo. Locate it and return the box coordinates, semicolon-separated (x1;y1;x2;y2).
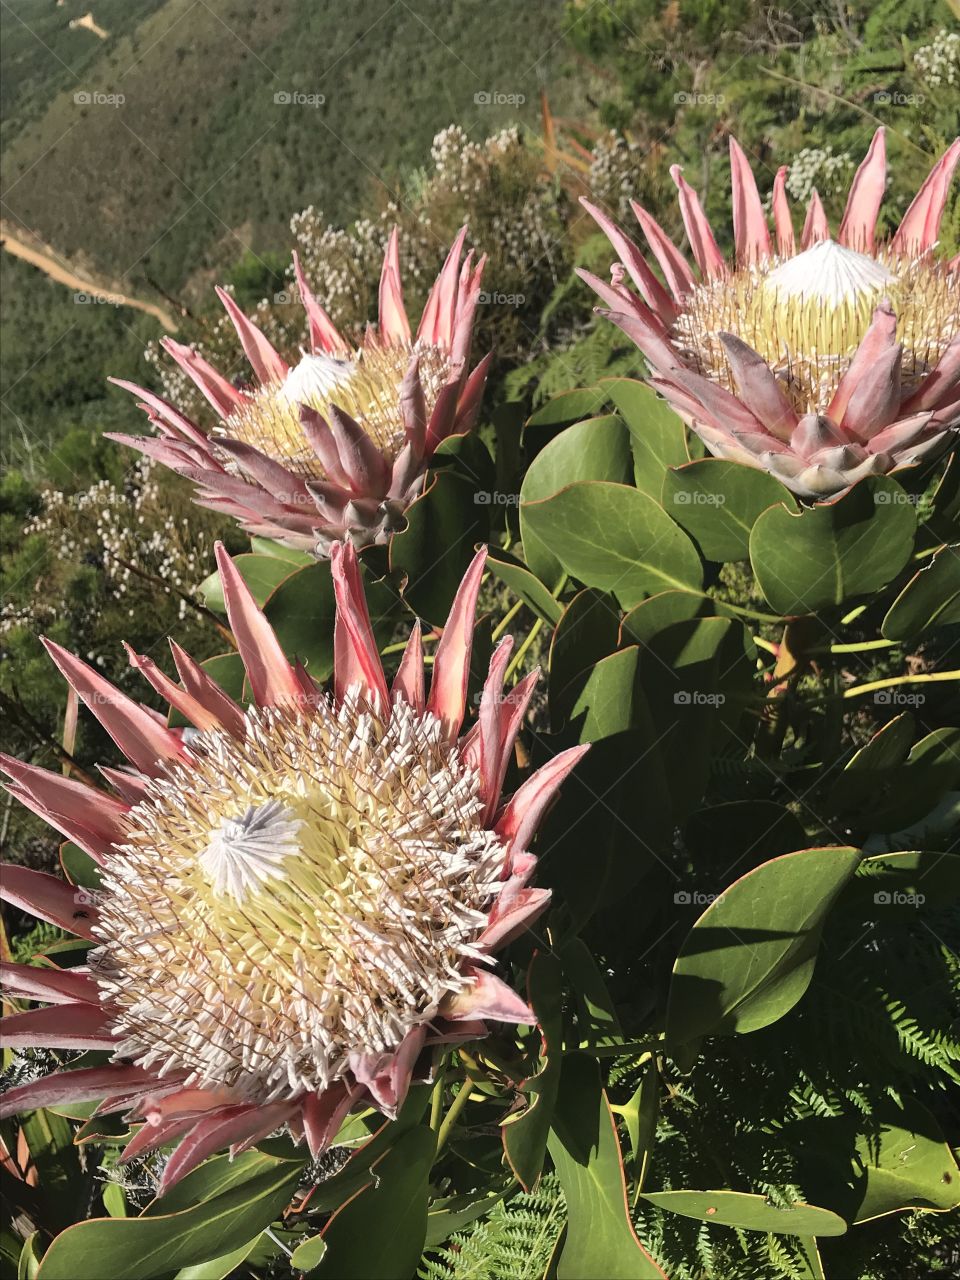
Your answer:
108;228;490;555
581;130;960;497
0;544;585;1193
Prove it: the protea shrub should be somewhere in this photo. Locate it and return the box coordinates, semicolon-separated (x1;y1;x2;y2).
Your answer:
0;543;585;1193
581;130;959;497
109;229;490;554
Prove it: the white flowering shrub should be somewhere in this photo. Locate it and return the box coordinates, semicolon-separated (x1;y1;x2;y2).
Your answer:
914;28;960;88
588;129;652;219
782;146;854;204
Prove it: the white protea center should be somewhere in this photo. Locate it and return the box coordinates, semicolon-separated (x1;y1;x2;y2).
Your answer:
763;239;896;304
675;239;959;414
89;690;505;1102
218;343;453;480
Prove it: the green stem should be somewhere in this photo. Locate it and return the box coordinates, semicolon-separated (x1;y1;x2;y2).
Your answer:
840;604;868;625
381;633;438;656
491;598;525;641
429;1052;448;1132
505;618;544;682
714;599;786;624
823;639;901;654
842;670;960;700
436;1075;475;1154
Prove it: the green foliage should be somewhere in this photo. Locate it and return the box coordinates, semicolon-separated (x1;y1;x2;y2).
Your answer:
2;4;959;1278
419;1176;565;1280
1;0;585;296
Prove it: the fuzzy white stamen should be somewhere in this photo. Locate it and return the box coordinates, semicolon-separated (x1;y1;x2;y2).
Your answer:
220;341;452;480
90;693;506;1103
675;245;957;414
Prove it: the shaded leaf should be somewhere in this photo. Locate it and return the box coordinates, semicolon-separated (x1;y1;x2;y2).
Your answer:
522;481;703;608
547;1054;668;1279
881;544;960;640
662;459;799;562
390;471;488;623
666;847;861;1044
749;477;916;616
503;952;564;1191
318;1125;435;1279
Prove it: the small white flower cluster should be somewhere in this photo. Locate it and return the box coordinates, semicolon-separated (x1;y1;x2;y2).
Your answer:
914;29;960;88
144;291;301;424
782;146;854;205
1;460;214;637
288;206;433;336
589;130;649;219
291;125;566;346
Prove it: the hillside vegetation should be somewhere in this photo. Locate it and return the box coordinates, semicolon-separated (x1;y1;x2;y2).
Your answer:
1;0;584;294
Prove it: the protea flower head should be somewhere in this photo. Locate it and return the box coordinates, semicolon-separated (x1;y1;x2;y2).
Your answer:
0;544;585;1192
108;228;490;555
581;130;960;497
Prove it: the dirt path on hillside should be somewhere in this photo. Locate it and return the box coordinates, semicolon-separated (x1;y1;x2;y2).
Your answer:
1;221;178;332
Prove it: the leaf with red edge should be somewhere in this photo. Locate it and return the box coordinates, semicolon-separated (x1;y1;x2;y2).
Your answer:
35;1152;302;1280
317;1125;436;1279
502;952;563;1191
548;1054;669;1279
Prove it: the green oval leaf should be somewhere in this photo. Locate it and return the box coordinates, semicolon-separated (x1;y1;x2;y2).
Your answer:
389;470;488;623
318;1125;436;1279
547;1054;668;1279
786;1098;960;1223
199;553;298;613
522;481;703;607
881;543;960;640
519;415;631;584
485;551;563;626
262;559;398;681
640;1190;846;1236
749;477;916;616
36;1153;302;1280
549;588;621;729
601;377;693;499
289;1233;327;1273
666;847;862;1044
663;459;799;562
